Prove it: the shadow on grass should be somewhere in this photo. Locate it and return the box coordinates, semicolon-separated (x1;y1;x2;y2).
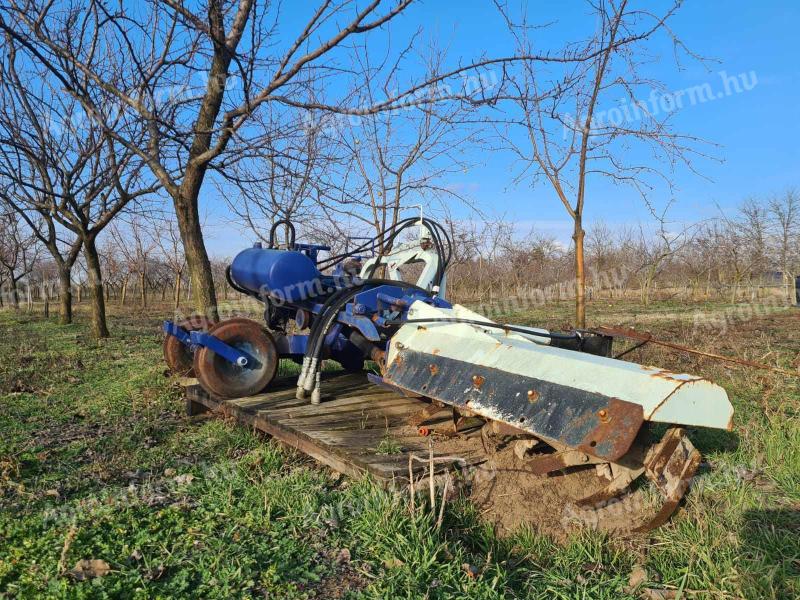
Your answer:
740;508;800;598
689;427;740;454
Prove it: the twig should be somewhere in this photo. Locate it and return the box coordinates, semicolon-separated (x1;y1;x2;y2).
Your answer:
58;523;78;576
428;438;435;515
408;453;415;514
436;473;450;530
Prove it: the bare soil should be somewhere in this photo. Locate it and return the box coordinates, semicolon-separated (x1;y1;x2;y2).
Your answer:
468;444;658;539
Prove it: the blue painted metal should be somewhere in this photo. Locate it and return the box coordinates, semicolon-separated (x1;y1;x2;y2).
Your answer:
163;321;192;345
164;244;455;374
189;330;252;368
376;292;410;307
293;242;331;263
285;334;308;355
229;248;324;303
337;311;382;341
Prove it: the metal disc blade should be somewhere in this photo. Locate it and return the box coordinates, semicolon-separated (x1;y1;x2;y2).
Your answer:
194;319;279;399
163;315;213;376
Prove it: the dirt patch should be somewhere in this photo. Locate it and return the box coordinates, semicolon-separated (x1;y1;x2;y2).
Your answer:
468;445;657;539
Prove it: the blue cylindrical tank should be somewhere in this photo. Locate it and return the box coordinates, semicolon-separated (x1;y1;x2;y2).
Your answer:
230;248;323;303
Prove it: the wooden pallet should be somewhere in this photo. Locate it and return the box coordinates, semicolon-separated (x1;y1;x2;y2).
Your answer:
184;372;487;485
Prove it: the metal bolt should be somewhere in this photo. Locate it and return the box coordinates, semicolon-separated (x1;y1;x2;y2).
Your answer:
527;389;539;402
598;409;607;418
236;357;248;368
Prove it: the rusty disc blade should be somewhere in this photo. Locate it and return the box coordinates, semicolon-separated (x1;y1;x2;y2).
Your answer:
194;319;279;399
163;315;213;376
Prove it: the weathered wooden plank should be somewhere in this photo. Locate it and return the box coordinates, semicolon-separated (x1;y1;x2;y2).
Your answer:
185;372;486;483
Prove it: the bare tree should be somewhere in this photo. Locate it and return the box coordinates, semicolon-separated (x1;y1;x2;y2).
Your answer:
1;0;637;320
633;204;694;306
769;189;800;303
497;0;711;326
109;218;158;310
149;216;189;310
307;41;481;246
0;33;161;336
0;207;41;309
0;2;483;318
0;41;88;323
222;101;335;243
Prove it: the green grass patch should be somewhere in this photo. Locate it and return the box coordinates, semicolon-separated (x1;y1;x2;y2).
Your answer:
1;303;798;598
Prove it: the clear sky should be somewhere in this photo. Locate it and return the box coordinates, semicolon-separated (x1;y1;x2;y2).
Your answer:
201;0;800;256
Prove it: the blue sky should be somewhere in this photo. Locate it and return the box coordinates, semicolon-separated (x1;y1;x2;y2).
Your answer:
202;0;800;255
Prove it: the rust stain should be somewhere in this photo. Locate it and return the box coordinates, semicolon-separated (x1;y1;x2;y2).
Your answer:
649;381;688;418
577;398;643;461
428;364;438;375
471;374;485;389
649;369;687;382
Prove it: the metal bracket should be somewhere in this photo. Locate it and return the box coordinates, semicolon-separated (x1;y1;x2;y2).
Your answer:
188;330;251;368
163;320;192;346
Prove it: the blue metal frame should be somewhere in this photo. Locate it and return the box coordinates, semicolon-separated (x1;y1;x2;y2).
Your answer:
189;330;252;367
163;320;192;345
163;321;251;368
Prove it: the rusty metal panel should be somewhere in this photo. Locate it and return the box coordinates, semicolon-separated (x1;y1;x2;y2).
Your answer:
384;348;644;462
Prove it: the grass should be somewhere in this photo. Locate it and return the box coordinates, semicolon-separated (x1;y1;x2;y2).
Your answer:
0;298;798;599
375;433;403;456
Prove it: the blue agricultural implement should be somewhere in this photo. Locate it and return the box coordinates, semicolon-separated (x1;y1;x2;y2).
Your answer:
163;217;733;531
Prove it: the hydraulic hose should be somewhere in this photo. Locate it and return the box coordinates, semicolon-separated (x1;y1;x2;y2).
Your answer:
299;278;428;402
381;318;582;341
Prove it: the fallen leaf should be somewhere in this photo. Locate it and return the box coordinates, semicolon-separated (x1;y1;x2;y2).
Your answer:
173;474;195;485
335;548;351;564
462;563;479;579
641;588;677;600
163;468;176;477
68;559;111;581
628;565;648;590
383;558;404;569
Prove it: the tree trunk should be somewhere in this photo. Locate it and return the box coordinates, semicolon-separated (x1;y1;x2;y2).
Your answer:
573;218;586;328
120;277;128;306
139;270;147;309
58;266;73;325
10;278;20;310
83;236;110;338
175;184;218;322
174;272;182;310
